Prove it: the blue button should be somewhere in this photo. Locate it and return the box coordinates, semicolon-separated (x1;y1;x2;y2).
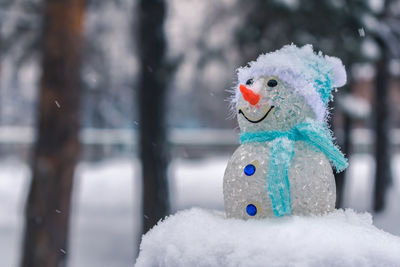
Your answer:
246;204;257;216
244;164;256;176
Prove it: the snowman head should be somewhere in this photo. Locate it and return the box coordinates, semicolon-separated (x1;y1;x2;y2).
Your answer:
232;44;346;132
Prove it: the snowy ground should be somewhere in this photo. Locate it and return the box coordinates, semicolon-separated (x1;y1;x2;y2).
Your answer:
1;154;399;267
136;209;400;267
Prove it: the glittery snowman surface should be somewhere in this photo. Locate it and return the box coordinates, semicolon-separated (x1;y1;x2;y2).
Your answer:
224;142;335;219
223;44;347;219
236;76;316;132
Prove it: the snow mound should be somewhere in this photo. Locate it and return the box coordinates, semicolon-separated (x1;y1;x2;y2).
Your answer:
136;208;400;267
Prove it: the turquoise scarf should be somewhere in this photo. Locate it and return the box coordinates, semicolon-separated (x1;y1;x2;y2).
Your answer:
239;121;348;217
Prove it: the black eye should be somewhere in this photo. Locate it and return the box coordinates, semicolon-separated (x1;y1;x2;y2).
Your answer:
246;78;253;85
267;79;278;87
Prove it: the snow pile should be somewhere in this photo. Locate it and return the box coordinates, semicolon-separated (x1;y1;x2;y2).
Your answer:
136;208;400;267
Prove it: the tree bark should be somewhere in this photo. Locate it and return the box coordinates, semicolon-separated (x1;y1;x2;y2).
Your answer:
21;1;85;267
334;113;351;208
137;0;170;235
373;38;392;212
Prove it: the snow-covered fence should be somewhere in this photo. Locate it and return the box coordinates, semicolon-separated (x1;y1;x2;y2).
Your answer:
0;127;238;146
1;126;400;151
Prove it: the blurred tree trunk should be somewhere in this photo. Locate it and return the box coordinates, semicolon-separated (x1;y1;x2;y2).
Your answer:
333;80;354;208
137;0;170;235
373;38;392;212
21;0;85;267
334;112;351;208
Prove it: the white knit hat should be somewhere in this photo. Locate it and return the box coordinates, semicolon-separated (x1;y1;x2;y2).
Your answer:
234;44;347;123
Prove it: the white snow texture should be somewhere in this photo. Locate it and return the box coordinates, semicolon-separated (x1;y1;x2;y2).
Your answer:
136;208;400;267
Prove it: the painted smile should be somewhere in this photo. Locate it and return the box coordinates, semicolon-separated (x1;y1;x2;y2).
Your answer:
238;106;274;123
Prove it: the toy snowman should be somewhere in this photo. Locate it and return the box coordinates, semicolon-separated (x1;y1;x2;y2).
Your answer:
223;44;348;219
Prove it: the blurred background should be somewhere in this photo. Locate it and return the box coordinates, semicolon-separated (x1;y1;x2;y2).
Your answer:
0;0;400;266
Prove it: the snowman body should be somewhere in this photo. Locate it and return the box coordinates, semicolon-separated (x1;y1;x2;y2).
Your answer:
223;142;335;219
223;44;347;219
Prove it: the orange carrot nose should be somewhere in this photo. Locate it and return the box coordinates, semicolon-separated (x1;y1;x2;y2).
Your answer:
239;84;261;105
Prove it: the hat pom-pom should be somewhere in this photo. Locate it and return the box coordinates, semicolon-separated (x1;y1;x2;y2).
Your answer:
325;56;346;88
